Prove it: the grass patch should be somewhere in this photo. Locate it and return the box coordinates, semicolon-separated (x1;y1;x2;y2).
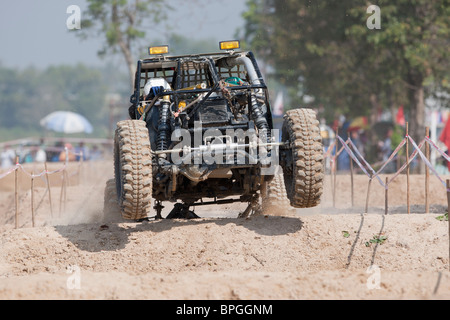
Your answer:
365;234;387;247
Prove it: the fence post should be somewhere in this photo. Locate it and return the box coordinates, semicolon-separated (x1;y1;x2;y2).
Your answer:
59;170;65;217
44;162;53;218
64;170;68;212
78;151;83;185
14;156;19;229
406;122;410;214
385;177;389;215
446;180;450;272
365;175;372;214
333;129;338;208
31;171;35;227
349;133;354;207
425;127;430;213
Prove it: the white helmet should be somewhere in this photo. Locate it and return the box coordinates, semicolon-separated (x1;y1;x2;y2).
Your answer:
143;78;171;98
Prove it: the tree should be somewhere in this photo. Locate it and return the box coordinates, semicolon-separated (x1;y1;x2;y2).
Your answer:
79;0;168;88
167;34;218;55
242;0;450;143
42;64;107;127
0;64;107;137
347;0;450;143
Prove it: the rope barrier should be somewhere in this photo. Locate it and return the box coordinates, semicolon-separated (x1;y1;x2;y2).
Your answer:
386;138;423;186
0;148;82;181
337;136;372;179
325;130;450;218
2;131;450;227
0;165;18;180
326;134;450;191
0;147;86;229
425;136;450;163
325;130;450;219
373;137;406;179
408;136;448;191
4;133;450;189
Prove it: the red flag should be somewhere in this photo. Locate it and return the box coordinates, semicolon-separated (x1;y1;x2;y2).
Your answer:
396;105;405;126
439;115;450;171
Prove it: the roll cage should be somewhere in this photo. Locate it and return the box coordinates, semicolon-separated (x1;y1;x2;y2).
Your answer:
129;50;274;129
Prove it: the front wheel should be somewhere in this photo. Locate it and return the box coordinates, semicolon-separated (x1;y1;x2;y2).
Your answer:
114;120;153;220
281;108;324;208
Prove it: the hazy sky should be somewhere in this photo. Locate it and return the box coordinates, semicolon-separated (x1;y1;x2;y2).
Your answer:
0;0;246;69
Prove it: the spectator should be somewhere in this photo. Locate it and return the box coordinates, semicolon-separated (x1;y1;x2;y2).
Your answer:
59;143;76;162
379;128;395;173
35;143;47;163
89;145;103;161
75;142;90;161
337;116;350;171
379;128;393;161
349;130;364;158
1;144;15;169
51;141;64;162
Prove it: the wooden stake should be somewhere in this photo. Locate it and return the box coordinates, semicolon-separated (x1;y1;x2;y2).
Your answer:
446;180;450;272
78;151;83;185
349;135;354;207
14;156;19;229
333;129;338;208
365;176;372;214
385;177;388;215
31;171;35;228
64;170;68;213
59;170;65;216
44;162;53;218
406;122;410;214
425;127;430;213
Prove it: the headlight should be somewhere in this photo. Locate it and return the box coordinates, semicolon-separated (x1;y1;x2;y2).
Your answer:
219;40;240;50
148;45;169;55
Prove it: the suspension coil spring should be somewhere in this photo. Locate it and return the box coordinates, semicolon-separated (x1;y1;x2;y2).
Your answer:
157;100;171;153
250;95;270;143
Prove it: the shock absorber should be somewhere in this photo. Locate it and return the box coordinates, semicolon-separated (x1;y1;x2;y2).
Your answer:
156;95;171;158
250;94;272;163
250;94;270;144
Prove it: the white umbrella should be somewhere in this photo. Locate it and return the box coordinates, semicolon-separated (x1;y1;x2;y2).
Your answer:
40;111;93;134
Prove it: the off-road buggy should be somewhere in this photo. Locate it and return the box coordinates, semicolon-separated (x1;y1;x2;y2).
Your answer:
104;41;324;220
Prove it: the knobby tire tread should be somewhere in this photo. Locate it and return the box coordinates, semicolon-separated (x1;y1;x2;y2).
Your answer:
282;108;324;208
114;120;153;220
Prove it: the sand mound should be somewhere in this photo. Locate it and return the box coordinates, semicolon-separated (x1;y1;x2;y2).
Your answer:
0;161;449;299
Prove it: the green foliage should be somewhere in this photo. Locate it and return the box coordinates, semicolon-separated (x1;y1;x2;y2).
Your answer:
391;124;406;156
166;35;218;56
436;212;448;221
241;0;450;130
365;234;388;247
79;0;169;86
0;64;112;141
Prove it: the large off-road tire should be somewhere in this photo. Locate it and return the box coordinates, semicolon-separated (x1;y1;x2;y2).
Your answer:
281;108;324;208
114;120;153;220
261;166;291;215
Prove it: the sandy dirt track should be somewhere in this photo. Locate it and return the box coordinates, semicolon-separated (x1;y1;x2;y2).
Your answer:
0;161;449;299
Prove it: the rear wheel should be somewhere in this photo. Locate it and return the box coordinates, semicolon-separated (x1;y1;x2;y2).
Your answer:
114;120;153;220
281;108;323;208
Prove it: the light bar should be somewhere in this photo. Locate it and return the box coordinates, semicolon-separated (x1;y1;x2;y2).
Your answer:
219;40;240;51
149;45;169;55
